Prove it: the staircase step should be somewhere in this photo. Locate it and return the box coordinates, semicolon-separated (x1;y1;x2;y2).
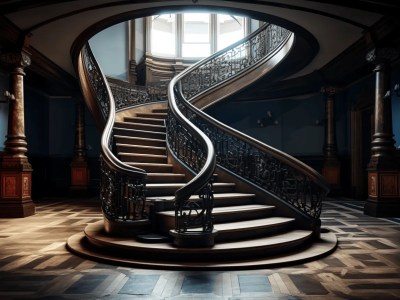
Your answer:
136;113;167;120
119;153;168;164
115;144;166;155
146;182;236;196
127;162;173;173
213;217;295;242
73;222;332;266
114;136;166;147
147;173;186;183
146;192;255;208
157;204;275;230
115;121;166;133
124;116;165;125
114;127;165;139
152;108;168;113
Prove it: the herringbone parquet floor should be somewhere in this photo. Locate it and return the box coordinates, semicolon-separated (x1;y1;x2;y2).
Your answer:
0;197;399;299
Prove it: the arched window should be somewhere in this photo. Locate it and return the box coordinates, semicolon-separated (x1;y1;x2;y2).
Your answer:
150;14;176;57
182;13;211;58
149;13;248;58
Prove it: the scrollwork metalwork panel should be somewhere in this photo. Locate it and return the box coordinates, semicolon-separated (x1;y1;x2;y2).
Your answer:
175;180;214;233
82;46;110;119
166;109;215;233
192;115;324;219
100;158;148;221
109;81;168;111
167;22;325;225
82;44;148;223
180;24;290;100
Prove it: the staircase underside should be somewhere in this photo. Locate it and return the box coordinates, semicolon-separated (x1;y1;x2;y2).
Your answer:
67;222;337;270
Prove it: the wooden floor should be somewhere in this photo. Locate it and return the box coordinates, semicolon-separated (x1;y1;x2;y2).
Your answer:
0;198;399;299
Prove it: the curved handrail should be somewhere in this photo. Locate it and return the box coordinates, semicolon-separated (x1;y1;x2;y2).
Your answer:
77;44;148;221
168;22;328;233
167;73;217;234
180;23;290;104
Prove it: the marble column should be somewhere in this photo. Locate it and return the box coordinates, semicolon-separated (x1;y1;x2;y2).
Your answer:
321;86;341;192
70;101;89;191
0;50;35;217
364;47;400;217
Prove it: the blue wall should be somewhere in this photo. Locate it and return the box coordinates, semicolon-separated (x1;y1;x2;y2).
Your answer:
23;90;100;196
207;95;327;156
0;71;9;151
208;62;400;160
89;22;129;81
391;62;400;148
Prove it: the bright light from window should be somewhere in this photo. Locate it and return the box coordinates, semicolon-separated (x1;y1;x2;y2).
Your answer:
182;13;210;57
217;15;245;51
151;14;176;57
149;13;248;58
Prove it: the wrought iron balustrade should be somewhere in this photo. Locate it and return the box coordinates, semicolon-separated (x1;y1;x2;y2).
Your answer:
180;24;290;100
167;21;328;237
167;82;216;241
78;44;148;223
108;80;168;111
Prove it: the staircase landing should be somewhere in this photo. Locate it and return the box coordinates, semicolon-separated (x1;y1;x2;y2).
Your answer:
67;222;337;269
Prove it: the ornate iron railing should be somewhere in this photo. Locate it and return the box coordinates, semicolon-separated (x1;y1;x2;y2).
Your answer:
166;90;215;235
191;112;327;220
109;80;168;111
181;24;290;100
168;22;328;237
78;44;148;222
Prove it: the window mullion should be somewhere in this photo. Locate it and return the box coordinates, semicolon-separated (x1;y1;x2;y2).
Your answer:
211;14;217;54
177;14;182;58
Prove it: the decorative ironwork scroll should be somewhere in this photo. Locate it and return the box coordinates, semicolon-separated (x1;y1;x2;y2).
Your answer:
100;160;147;220
166;107;215;233
168;20;328;237
175;180;214;233
82;46;110;119
80;44;147;222
180;24;290;100
109;81;168;111
192;116;325;219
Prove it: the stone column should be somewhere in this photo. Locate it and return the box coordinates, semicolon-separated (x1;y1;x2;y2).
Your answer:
321;86;341;192
0;50;35;217
70;101;89;191
364;47;400;217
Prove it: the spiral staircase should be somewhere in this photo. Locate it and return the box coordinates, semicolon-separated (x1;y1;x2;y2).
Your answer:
67;23;337;269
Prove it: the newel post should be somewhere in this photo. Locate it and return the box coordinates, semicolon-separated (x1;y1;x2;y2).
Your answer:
364;47;400;217
0;50;35;217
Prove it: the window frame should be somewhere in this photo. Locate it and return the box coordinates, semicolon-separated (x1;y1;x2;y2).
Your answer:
147;12;250;59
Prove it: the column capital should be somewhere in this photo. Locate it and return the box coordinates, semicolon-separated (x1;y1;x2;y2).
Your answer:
0;50;31;68
366;47;399;65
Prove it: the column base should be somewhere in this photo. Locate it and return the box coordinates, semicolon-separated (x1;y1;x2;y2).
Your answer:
0;200;35;217
70;159;89;192
364;200;400;217
0;156;35;218
322;160;341;195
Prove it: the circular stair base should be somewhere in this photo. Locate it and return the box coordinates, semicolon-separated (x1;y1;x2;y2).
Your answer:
169;229;218;247
66;226;337;270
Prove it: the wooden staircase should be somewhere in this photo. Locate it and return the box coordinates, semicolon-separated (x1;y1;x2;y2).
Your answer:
66;107;337;269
